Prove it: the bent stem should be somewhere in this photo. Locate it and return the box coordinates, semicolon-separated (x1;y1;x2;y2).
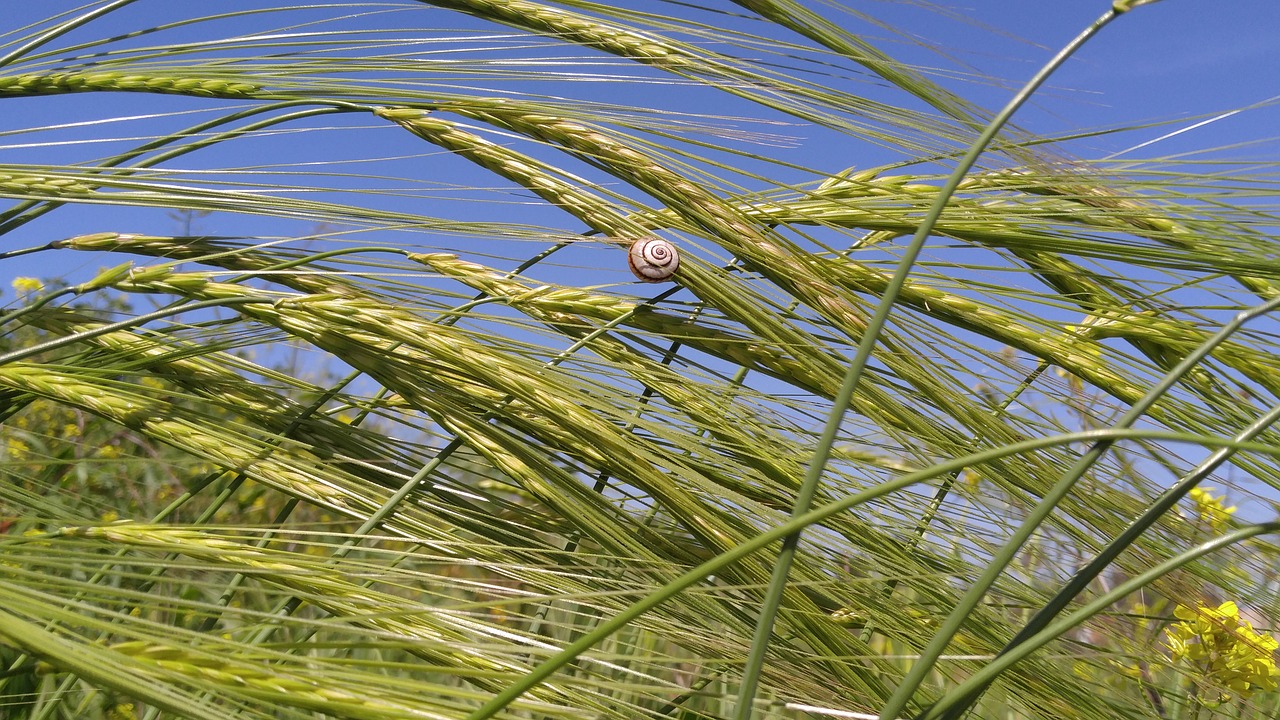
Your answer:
918;521;1280;720
904;290;1280;720
457;425;1276;720
935;377;1280;719
740;5;1131;720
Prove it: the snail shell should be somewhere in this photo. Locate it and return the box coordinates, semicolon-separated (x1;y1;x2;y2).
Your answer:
627;237;680;282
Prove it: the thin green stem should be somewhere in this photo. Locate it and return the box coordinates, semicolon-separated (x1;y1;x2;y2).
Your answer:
918;522;1280;720
0;0;141;69
890;290;1280;719
743;7;1126;719
0;297;269;367
934;387;1280;719
458;426;1278;720
0;286;82;329
0;610;225;720
859;359;1049;646
0;104;355;235
243;269;677;653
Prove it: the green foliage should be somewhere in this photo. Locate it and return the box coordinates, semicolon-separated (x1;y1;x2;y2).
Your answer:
0;2;1278;720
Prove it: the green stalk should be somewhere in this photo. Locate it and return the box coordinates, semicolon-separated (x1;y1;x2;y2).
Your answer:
0;611;225;720
935;379;1280;719
0;0;141;69
0;296;269;366
233;240;580;644
920;522;1280;720
729;0;987;133
741;6;1130;719
458;425;1273;720
859;359;1050;646
0;104;356;235
889;288;1280;719
0;285;82;329
31;323;379;720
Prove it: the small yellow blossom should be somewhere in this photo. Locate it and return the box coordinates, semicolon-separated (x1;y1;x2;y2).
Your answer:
100;510;120;523
5;437;29;459
1188;486;1237;532
139;376;167;390
11;276;42;294
1165;600;1279;706
106;703;137;720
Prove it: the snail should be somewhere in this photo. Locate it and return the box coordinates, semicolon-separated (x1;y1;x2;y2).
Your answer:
627;237;680;282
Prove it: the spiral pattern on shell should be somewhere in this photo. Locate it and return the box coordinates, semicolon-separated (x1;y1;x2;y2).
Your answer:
627;237;680;282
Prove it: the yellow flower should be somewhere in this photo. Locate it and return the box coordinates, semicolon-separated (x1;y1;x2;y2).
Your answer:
5;437;29;459
1165;600;1279;706
106;702;136;720
11;276;42;294
1188;486;1237;532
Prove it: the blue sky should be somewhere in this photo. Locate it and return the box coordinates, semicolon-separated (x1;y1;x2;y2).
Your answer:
884;1;1278;157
